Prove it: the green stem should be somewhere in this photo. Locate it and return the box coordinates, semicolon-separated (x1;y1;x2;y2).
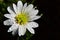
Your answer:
31;0;36;4
26;34;33;40
17;36;20;40
21;0;26;3
25;31;33;40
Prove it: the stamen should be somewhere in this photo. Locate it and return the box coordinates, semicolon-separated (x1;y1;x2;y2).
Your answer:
15;13;28;25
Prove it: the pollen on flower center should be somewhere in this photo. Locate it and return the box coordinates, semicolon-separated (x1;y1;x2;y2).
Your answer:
15;13;28;25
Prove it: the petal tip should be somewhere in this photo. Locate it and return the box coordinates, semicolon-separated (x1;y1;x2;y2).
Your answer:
32;31;35;34
40;14;43;17
18;1;22;4
7;30;10;32
18;34;21;36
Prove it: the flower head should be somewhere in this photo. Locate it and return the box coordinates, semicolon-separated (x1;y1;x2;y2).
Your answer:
3;1;42;36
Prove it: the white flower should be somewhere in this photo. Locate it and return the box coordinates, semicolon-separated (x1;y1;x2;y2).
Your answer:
3;1;42;36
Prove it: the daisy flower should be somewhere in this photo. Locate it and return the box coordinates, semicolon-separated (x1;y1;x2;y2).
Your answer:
3;1;42;36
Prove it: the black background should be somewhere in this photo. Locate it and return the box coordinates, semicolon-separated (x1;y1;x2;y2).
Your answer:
0;0;60;40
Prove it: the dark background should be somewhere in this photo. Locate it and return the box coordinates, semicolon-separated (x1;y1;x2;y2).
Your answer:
0;0;60;40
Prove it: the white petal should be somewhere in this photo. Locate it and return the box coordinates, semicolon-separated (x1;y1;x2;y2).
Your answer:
27;22;39;28
17;1;23;13
18;25;22;36
7;7;15;14
26;24;35;34
27;4;33;10
29;9;39;16
23;3;27;8
18;25;26;36
18;28;21;36
22;3;27;12
8;24;18;32
4;14;14;19
4;14;12;18
13;3;17;13
25;4;33;13
12;29;17;35
29;16;41;21
3;19;13;25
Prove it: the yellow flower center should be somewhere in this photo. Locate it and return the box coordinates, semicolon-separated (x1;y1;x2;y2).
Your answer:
15;13;29;25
